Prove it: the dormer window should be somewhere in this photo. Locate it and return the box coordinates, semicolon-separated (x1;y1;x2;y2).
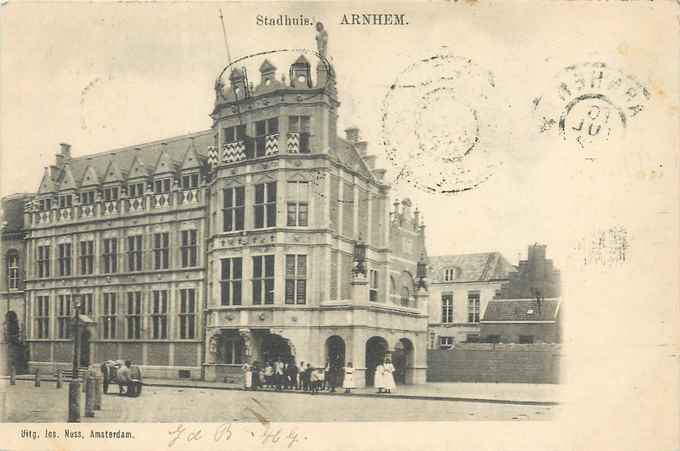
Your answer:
58;194;72;209
289;116;311;153
154;178;171;194
181;173;199;190
444;267;459;282
128;182;145;198
80;191;95;205
39;198;52;211
103;187;119;202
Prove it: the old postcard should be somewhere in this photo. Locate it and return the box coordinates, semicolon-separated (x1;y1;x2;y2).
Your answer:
0;1;678;450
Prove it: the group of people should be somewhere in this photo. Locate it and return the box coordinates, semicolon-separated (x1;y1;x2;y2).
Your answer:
241;358;357;394
100;359;143;397
241;356;397;394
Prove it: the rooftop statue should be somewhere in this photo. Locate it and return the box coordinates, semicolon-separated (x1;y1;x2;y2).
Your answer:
315;22;328;58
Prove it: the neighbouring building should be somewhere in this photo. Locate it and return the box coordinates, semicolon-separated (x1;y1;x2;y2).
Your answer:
1;193;32;375
18;35;429;386
480;244;562;343
427;252;514;349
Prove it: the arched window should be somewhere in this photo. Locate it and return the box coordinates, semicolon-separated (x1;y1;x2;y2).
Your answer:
400;286;410;306
6;250;19;290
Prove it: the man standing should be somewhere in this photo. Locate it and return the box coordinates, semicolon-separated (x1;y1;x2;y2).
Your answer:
117;360;130;396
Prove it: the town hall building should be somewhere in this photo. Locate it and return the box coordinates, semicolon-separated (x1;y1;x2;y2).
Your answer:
12;33;429;386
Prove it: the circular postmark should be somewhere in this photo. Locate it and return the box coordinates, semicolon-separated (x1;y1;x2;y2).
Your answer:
533;62;650;150
382;54;500;195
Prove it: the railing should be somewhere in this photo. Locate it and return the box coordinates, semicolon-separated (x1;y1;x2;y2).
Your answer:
127;196;145;213
265;133;279;156
222;141;246;163
180;189;200;205
80;204;95;218
151;193;171;209
102;200;119;216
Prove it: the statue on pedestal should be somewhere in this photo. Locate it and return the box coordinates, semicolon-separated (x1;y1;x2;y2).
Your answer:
315;22;328;58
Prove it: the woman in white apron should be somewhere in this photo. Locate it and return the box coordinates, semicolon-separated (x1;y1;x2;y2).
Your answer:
374;362;385;393
342;362;356;393
382;358;396;393
242;362;252;390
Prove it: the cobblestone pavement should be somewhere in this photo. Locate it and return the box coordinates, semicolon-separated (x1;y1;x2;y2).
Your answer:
2;381;555;422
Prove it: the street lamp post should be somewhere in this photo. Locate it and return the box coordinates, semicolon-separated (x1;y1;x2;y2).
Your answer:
68;289;81;423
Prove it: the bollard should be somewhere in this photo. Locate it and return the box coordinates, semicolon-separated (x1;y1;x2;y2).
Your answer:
94;376;102;410
34;369;41;387
82;373;86;393
68;381;80;422
56;369;63;389
9;366;16;385
84;376;95;418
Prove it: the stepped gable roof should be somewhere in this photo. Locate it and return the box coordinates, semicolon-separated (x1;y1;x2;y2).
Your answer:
428;252;515;283
481;298;560;322
332;136;374;180
66;130;213;186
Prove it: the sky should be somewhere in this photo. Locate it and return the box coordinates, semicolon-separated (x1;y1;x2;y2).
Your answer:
0;2;676;267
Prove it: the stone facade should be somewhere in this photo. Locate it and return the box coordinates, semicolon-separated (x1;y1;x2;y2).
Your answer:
16;42;430;385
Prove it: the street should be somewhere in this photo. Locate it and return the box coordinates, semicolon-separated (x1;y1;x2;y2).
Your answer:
2;381;554;422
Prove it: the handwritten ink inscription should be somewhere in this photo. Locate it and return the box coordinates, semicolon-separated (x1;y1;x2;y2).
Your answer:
168;423;303;449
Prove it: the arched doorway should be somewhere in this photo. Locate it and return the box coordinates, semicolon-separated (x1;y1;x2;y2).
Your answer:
325;335;346;367
365;336;388;386
80;329;91;367
393;338;414;384
260;333;293;364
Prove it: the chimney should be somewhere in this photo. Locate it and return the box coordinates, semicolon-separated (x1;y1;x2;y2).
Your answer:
49;165;59;179
393;198;400;216
414;208;420;228
344;127;360;143
60;143;72;159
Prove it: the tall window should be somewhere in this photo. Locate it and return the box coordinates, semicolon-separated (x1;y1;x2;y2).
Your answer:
154;178;171;194
151;290;168;339
81;293;94;316
179;288;196;339
441;293;454;323
369;269;379;302
220;257;242;305
36;295;49;339
181;173;200;190
103;238;118;274
254;182;276;229
57;243;72;276
80;191;95;205
252;255;275;305
285;255;307;304
103;187;119;202
7;252;19;289
287;181;309;226
126;291;142;339
223;187;245;232
255;118;279;157
57;295;71;339
400;287;410;306
37;245;50;278
79;240;94;275
180;230;198;268
467;291;481;323
127;235;143;272
58;194;72;208
102;292;117;339
288;115;311;153
444;268;456;281
153;232;169;270
128;182;145;198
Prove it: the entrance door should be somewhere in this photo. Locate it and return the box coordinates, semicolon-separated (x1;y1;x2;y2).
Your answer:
260;333;293;364
365;337;388;386
80;329;91;367
393;338;414;384
325;336;346;367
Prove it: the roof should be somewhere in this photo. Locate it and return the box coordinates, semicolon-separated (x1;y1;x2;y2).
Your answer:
481;298;560;322
428;252;515;283
44;130;214;191
332;136;374;180
1;194;31;233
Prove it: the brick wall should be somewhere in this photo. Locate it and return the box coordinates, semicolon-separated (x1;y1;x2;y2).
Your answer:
427;343;561;384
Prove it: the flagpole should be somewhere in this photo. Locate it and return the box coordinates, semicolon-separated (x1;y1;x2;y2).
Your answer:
218;9;232;64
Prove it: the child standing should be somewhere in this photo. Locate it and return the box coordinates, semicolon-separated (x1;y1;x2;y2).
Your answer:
342;362;356;394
